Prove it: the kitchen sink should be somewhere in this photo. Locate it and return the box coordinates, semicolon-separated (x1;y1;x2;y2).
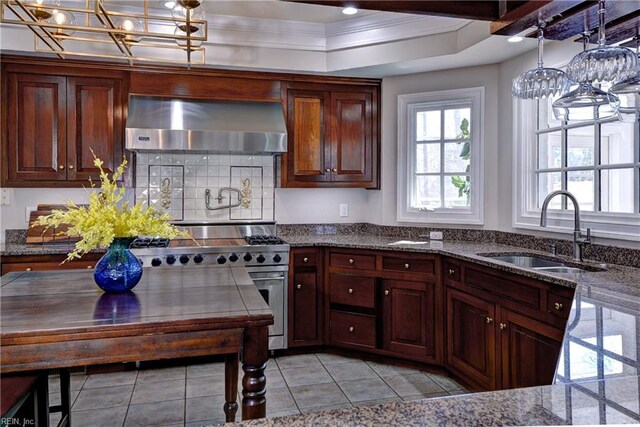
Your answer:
533;266;585;274
485;255;566;269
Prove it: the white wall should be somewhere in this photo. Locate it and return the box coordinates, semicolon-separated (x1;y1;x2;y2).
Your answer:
369;64;500;228
275;188;369;224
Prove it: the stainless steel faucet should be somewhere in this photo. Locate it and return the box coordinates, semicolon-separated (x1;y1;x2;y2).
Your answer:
540;190;591;262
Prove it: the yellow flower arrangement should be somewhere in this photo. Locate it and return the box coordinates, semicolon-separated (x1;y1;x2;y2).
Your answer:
33;155;187;262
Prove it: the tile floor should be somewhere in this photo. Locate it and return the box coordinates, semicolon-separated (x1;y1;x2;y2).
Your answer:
48;353;468;426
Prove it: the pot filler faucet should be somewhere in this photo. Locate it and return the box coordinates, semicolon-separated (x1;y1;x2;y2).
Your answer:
540;190;591;262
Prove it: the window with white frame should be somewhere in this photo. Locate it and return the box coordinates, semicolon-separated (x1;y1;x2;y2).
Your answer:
398;88;484;224
514;92;640;240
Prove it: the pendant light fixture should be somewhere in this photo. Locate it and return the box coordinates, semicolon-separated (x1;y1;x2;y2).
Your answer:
512;23;569;99
610;35;640;123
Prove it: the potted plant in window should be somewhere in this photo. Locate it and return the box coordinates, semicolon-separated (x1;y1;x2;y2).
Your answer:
33;155;187;293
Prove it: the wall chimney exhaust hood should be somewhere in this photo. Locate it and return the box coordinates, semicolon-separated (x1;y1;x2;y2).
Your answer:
125;96;287;154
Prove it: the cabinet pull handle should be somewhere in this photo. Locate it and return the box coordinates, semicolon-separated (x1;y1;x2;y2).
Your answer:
348;288;354;294
404;263;410;269
486;317;493;324
325;168;331;173
332;168;337;173
296;284;302;290
69;165;74;170
448;269;455;275
58;165;65;170
554;302;563;310
499;323;507;330
349;258;354;264
86;265;93;269
348;326;354;332
303;257;308;263
384;290;389;296
25;267;32;272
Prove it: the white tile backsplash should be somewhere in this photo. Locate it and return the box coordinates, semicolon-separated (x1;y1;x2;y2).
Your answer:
134;153;276;222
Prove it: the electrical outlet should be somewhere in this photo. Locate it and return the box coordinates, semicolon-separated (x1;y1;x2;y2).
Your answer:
429;231;443;240
0;188;10;206
25;206;36;222
339;203;349;217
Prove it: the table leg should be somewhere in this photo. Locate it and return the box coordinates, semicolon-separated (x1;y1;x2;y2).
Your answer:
241;326;269;420
60;369;71;427
35;373;50;427
224;353;239;422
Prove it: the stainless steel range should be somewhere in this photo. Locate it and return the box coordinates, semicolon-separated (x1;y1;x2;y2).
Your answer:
131;222;289;350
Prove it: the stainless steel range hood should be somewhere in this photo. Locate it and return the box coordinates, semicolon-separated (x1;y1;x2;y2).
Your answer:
125;96;287;154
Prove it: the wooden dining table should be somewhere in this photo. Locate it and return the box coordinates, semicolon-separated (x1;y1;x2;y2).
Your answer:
0;265;273;426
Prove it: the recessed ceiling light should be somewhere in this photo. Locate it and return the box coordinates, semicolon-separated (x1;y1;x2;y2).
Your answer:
164;1;176;8
508;36;524;43
342;7;358;15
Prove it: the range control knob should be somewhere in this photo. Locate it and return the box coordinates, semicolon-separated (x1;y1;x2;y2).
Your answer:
193;254;204;264
273;254;282;263
166;255;176;265
256;254;266;263
179;255;190;264
229;253;239;262
217;255;227;265
243;253;252;262
151;258;162;267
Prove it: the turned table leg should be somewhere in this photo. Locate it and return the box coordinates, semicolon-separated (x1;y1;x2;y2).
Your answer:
241;326;269;420
224;353;239;422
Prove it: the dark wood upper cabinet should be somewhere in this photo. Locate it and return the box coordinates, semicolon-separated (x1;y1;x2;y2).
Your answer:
2;63;127;188
67;76;124;182
282;83;379;188
6;73;67;183
382;279;436;359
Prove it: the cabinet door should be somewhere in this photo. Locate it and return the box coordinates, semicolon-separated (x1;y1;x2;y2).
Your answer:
285;89;330;183
290;270;320;345
329;90;374;184
499;308;563;390
446;288;496;390
383;279;435;358
66;77;124;181
6;73;67;182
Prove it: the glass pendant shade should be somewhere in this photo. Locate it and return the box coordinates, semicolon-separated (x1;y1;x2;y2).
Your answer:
566;0;637;84
552;83;619;121
114;17;144;43
172;4;205;32
610;74;640;122
174;25;203;48
512;26;568;99
50;10;76;37
29;0;60;21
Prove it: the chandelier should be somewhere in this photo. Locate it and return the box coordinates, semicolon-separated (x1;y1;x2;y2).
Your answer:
0;0;208;65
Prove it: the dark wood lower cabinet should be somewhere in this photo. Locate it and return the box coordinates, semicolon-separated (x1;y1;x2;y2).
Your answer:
499;308;563;389
288;248;324;347
446;288;496;390
383;279;436;359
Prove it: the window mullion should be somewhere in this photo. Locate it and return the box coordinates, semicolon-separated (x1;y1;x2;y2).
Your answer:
562;125;568;210
440;111;445;208
594;123;602;212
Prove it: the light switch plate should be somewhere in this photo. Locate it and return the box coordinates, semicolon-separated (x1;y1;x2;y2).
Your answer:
429;231;443;240
339;203;348;217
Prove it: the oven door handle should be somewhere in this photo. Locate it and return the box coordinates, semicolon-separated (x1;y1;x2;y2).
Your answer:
250;276;285;282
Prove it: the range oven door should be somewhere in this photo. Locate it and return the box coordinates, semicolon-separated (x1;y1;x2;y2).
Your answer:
247;267;287;350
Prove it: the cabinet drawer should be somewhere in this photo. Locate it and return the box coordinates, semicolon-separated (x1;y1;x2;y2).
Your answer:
444;260;461;283
329;252;375;270
547;292;573;319
293;252;317;267
382;256;434;274
465;267;541;309
329;274;375;309
330;311;376;348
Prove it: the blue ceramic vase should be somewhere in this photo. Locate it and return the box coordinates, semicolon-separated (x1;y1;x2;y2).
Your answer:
93;238;143;293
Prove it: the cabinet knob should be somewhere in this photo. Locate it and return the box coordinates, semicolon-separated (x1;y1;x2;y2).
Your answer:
448;269;455;275
58;165;65;170
384;289;389;296
303;257;308;263
296;284;302;290
348;288;353;294
499;323;507;330
325;168;331;173
86;265;93;269
69;165;74;170
554;302;563;310
348;326;354;333
486;317;493;324
349;258;354;264
404;263;410;269
25;267;32;272
332;168;337;173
